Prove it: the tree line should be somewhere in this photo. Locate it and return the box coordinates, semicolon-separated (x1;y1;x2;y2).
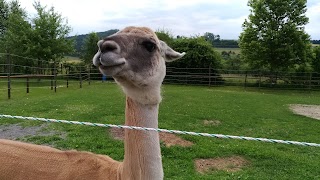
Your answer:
1;0;320;78
0;0;73;75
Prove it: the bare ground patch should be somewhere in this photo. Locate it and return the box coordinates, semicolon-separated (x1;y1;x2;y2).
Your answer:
0;123;66;141
203;120;221;126
195;156;249;174
290;104;320;120
109;128;193;147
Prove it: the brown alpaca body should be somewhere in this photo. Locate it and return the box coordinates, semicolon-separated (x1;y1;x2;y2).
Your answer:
0;26;185;180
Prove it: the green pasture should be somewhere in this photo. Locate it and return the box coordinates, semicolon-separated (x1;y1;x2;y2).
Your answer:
0;82;320;179
62;56;82;63
215;47;241;54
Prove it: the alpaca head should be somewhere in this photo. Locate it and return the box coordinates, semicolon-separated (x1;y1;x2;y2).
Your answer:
93;26;185;104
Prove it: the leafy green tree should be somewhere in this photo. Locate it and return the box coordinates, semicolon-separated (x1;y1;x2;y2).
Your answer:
203;32;220;45
0;0;9;37
29;1;74;63
312;46;320;73
0;0;31;55
170;37;222;69
155;29;174;46
239;0;312;72
80;32;99;65
221;51;245;70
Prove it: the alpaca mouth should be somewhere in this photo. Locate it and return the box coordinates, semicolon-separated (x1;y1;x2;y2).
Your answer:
99;62;124;69
98;55;126;76
99;52;126;67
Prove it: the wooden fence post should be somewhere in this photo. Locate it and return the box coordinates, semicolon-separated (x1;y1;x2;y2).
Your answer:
309;72;312;90
79;66;82;88
67;66;70;88
244;71;248;89
51;63;53;90
54;61;57;93
26;76;29;93
208;64;211;87
88;65;91;85
259;70;261;89
6;53;11;99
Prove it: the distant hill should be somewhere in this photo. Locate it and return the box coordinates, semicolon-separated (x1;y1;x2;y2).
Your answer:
312;40;320;44
68;29;119;56
67;29;320;57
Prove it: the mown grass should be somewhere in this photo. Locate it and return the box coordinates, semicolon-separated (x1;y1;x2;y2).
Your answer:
62;56;82;63
215;47;241;54
0;82;320;179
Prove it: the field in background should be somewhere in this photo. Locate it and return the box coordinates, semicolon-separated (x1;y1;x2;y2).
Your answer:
62;56;82;63
216;47;240;54
0;83;320;179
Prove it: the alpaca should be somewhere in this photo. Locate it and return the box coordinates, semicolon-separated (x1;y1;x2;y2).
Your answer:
0;26;185;180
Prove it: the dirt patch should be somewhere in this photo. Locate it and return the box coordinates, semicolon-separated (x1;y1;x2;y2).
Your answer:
109;128;193;147
203;120;221;126
290;104;320;120
0;123;65;140
195;156;249;173
159;132;193;147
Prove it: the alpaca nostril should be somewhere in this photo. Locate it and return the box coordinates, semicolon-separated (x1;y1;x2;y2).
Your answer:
101;41;119;53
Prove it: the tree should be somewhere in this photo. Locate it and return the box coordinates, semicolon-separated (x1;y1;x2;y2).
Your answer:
221;51;245;70
80;32;99;65
312;46;320;73
155;29;174;46
203;32;220;45
239;0;312;72
170;37;222;69
29;1;73;63
0;0;31;55
0;0;9;37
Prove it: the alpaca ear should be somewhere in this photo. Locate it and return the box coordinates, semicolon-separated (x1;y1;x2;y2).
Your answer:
160;41;186;62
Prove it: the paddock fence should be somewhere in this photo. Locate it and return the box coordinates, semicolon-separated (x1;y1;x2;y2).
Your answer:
1;53;319;99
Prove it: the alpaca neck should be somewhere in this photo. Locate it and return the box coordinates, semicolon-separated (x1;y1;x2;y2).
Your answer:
121;97;163;180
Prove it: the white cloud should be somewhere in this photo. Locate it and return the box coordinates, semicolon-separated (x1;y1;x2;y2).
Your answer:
306;2;320;39
18;0;320;39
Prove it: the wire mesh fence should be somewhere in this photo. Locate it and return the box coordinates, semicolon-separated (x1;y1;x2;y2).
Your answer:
165;67;320;90
1;53;319;99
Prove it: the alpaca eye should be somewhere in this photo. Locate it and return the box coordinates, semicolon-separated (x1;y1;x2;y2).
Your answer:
142;41;156;52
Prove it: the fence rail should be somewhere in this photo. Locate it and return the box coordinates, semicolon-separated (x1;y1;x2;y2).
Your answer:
1;53;320;99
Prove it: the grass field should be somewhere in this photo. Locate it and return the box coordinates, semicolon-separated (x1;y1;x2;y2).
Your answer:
216;47;241;54
0;83;320;179
62;56;82;63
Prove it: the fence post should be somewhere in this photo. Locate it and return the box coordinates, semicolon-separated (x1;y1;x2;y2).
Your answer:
309;72;312;90
244;71;248;89
79;66;82;88
67;66;70;88
88;65;91;85
208;65;211;87
6;53;11;99
185;68;188;85
259;70;261;89
54;61;57;93
51;63;53;90
26;76;29;93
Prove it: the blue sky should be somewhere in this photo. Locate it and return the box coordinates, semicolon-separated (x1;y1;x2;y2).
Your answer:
20;0;320;39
